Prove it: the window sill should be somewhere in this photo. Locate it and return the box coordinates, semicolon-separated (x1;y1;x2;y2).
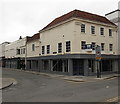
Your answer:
100;35;105;37
81;32;86;34
91;34;96;36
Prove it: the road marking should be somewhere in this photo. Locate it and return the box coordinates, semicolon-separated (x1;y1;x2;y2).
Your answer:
105;96;120;102
66;80;85;84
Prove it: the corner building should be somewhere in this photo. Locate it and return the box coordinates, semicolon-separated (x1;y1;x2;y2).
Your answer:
39;10;118;76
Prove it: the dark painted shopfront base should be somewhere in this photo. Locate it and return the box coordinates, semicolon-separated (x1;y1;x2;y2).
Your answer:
3;54;119;76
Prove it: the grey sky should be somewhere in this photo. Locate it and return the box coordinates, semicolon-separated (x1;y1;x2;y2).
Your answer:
0;0;119;43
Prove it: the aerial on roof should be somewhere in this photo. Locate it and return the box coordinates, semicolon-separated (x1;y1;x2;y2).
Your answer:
40;9;116;31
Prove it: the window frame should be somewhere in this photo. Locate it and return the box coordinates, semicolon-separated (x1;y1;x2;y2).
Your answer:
32;44;35;51
66;41;71;52
81;41;86;50
42;46;45;54
91;26;95;34
47;45;50;54
101;43;105;51
91;42;96;50
100;28;104;35
109;29;112;36
58;43;62;53
109;44;113;51
16;49;20;55
81;24;86;33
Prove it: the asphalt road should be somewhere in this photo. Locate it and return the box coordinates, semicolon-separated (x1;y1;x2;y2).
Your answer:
2;68;119;102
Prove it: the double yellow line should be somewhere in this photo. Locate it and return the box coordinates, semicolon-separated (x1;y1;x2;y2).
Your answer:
105;96;120;102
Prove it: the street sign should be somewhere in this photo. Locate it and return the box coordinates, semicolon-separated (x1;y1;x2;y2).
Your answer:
85;44;92;52
95;45;101;60
96;57;102;60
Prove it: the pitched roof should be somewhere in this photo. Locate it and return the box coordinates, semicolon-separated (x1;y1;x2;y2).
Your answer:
27;33;40;42
41;9;116;31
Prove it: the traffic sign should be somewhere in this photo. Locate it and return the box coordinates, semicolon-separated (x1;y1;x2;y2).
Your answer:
95;45;101;60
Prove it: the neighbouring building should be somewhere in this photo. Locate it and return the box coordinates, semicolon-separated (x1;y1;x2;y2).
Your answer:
105;2;120;73
5;37;28;69
0;42;10;67
26;33;40;71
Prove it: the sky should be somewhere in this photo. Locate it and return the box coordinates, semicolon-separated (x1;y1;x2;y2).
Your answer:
0;0;119;43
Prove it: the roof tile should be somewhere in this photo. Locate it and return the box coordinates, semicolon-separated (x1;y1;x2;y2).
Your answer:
41;9;116;31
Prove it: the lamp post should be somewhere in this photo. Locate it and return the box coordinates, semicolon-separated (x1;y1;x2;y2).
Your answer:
95;45;101;78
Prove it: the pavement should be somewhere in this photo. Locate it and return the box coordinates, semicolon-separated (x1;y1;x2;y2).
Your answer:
62;74;119;82
24;70;119;82
0;78;17;90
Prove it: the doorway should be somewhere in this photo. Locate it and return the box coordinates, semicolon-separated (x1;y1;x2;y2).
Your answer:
73;59;84;75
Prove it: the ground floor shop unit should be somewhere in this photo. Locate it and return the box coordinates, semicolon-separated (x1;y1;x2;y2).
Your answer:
4;54;119;76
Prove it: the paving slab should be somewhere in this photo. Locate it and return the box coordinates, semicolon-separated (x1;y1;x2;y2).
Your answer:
0;78;17;90
62;74;119;82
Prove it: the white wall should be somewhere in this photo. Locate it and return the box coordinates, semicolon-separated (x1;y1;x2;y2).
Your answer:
0;42;10;57
40;20;75;56
40;18;117;56
5;38;26;58
74;20;117;55
27;40;40;57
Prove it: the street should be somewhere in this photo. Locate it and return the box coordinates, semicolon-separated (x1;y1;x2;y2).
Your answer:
2;68;119;102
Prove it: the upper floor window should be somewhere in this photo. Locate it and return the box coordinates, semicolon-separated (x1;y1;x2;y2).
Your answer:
81;24;85;33
109;44;113;51
32;44;35;51
91;42;96;50
91;26;95;34
66;41;71;52
47;45;50;54
21;48;25;54
81;41;86;49
100;28;104;35
23;48;25;54
58;43;62;53
42;46;45;54
16;49;20;55
101;43;105;51
109;29;112;36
